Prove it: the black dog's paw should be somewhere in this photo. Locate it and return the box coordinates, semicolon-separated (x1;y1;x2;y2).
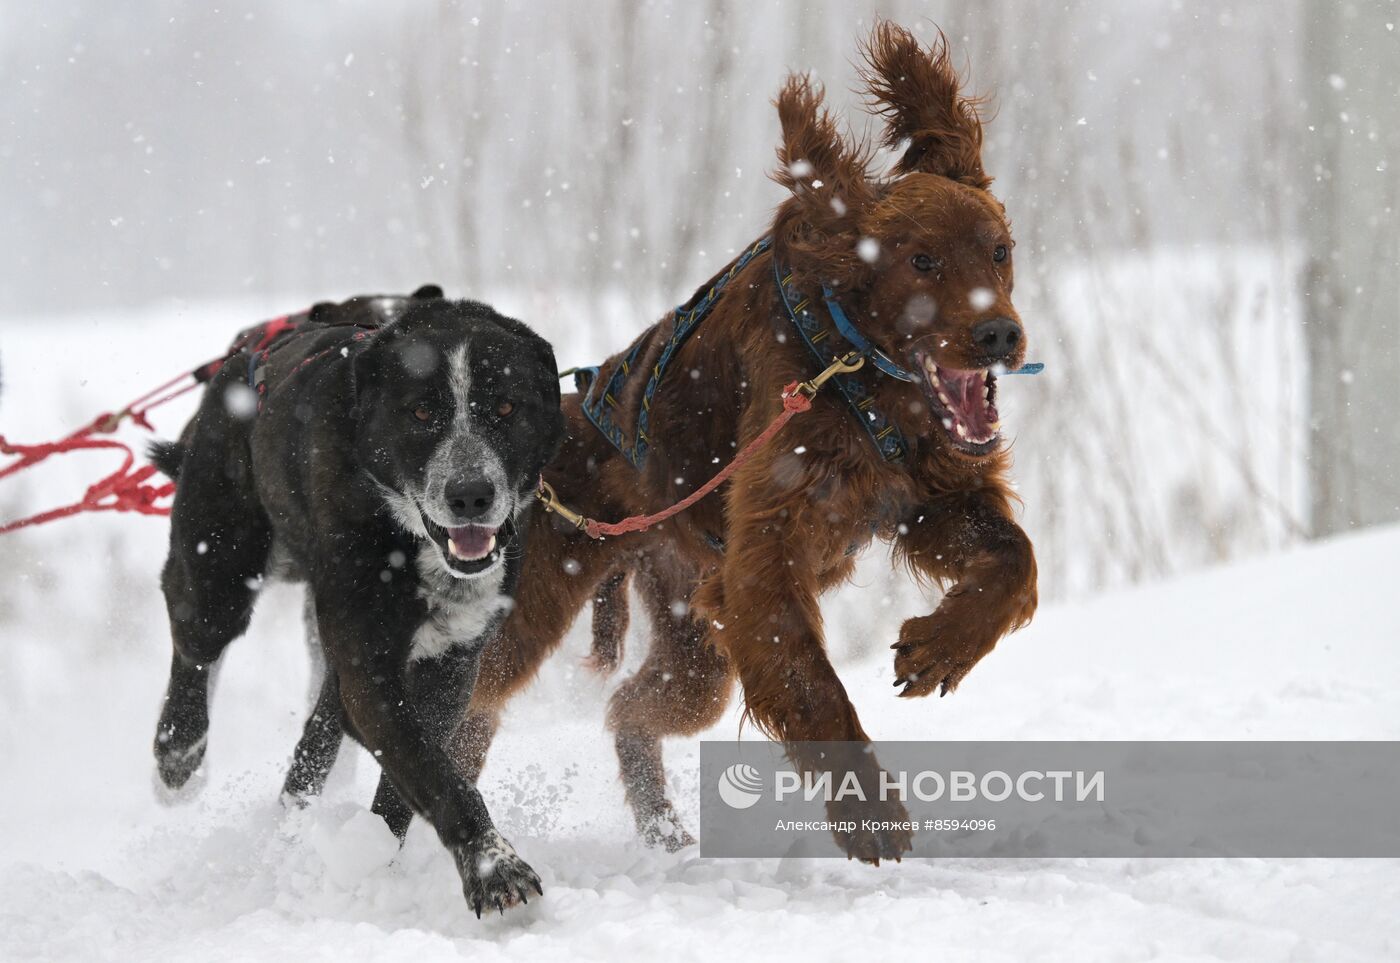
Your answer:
153;682;211;795
153;725;208;794
453;830;542;918
152;732;209;806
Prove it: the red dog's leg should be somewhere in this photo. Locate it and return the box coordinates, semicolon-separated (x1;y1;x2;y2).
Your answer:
457;511;622;779
892;490;1038;698
697;457;913;862
606;554;733;851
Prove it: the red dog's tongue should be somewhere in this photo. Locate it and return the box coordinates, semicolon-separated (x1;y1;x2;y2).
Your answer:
942;368;998;437
447;525;497;561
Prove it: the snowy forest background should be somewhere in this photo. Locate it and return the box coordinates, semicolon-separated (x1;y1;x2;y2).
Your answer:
2;3;1398;958
1;0;1396;608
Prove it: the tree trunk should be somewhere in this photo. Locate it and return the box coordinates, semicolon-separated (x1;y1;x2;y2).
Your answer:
1301;1;1400;535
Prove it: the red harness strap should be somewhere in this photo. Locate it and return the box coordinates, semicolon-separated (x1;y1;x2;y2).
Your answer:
0;314;312;536
0;313;374;536
0;310;385;537
0;364;221;534
0;433;175;535
537;354;866;540
0;355;256;536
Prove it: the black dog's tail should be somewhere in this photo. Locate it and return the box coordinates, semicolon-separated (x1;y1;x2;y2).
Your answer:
148;440;186;481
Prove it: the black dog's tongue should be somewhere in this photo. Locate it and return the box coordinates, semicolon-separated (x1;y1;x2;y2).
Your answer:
447;525;498;561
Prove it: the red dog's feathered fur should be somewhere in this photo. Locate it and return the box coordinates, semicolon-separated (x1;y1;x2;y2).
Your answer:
459;23;1038;860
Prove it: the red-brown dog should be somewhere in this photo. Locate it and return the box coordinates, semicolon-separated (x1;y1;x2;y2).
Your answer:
461;23;1037;861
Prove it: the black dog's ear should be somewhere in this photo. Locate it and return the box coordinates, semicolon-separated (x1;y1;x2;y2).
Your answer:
860;21;990;188
412;284;443;300
307;300;337;324
530;337;567;466
350;330;392;411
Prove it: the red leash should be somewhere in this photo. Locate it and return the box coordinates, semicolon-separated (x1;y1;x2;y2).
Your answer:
0;315;306;536
0;437;174;534
537;353;865;539
3;328;862;543
0;362;225;535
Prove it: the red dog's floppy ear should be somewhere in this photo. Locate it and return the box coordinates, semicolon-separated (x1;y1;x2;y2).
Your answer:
771;73;877;287
860;21;990;189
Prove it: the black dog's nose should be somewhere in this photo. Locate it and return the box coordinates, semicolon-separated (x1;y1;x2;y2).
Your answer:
972;317;1023;361
445;479;496;519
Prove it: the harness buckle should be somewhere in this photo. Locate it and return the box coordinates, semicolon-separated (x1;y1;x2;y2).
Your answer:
794;352;865;398
535;479;591;533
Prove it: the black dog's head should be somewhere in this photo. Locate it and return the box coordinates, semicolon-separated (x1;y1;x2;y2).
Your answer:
351;298;564;580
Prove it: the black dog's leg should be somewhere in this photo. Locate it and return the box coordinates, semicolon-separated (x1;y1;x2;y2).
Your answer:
281;591;347;804
281;667;345;803
318;602;537;916
154;401;271;795
155;652;220;793
370;777;416;841
369;647;483;842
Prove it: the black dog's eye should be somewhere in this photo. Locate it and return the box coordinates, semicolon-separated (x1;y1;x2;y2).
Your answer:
993;244;1008;263
911;253;936;272
497;400;515;417
412;405;432;423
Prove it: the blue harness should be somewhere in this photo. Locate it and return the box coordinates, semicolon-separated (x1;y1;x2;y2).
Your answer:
575;236;1041;469
772;260;912;462
577;238;773;468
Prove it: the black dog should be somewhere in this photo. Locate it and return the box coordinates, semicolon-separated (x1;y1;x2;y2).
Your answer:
150;288;564;916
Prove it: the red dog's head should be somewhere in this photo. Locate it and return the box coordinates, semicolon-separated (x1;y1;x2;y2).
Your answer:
772;23;1023;457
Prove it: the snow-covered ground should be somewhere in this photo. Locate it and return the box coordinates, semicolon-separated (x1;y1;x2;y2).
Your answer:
2;308;1397;961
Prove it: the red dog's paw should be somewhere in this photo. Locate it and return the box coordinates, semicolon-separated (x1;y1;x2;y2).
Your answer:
829;794;914;864
891;613;997;698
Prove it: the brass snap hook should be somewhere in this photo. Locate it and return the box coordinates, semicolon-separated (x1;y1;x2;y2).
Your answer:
535;479;590;532
797;352;865;397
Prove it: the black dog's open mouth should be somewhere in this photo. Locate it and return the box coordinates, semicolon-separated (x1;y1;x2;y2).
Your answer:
423;517;512;576
914;351;1001;456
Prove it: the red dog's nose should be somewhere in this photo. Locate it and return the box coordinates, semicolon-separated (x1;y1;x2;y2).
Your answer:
972;317;1022;362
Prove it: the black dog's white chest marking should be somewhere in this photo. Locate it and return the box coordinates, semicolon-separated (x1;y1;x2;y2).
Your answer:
410;558;509;662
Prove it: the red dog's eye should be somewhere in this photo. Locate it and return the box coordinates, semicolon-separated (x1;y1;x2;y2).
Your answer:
497;401;515;417
412;405;432;423
993;244;1008;263
911;253;936;272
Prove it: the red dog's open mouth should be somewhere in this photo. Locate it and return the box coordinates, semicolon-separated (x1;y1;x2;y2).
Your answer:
915;352;1001;455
